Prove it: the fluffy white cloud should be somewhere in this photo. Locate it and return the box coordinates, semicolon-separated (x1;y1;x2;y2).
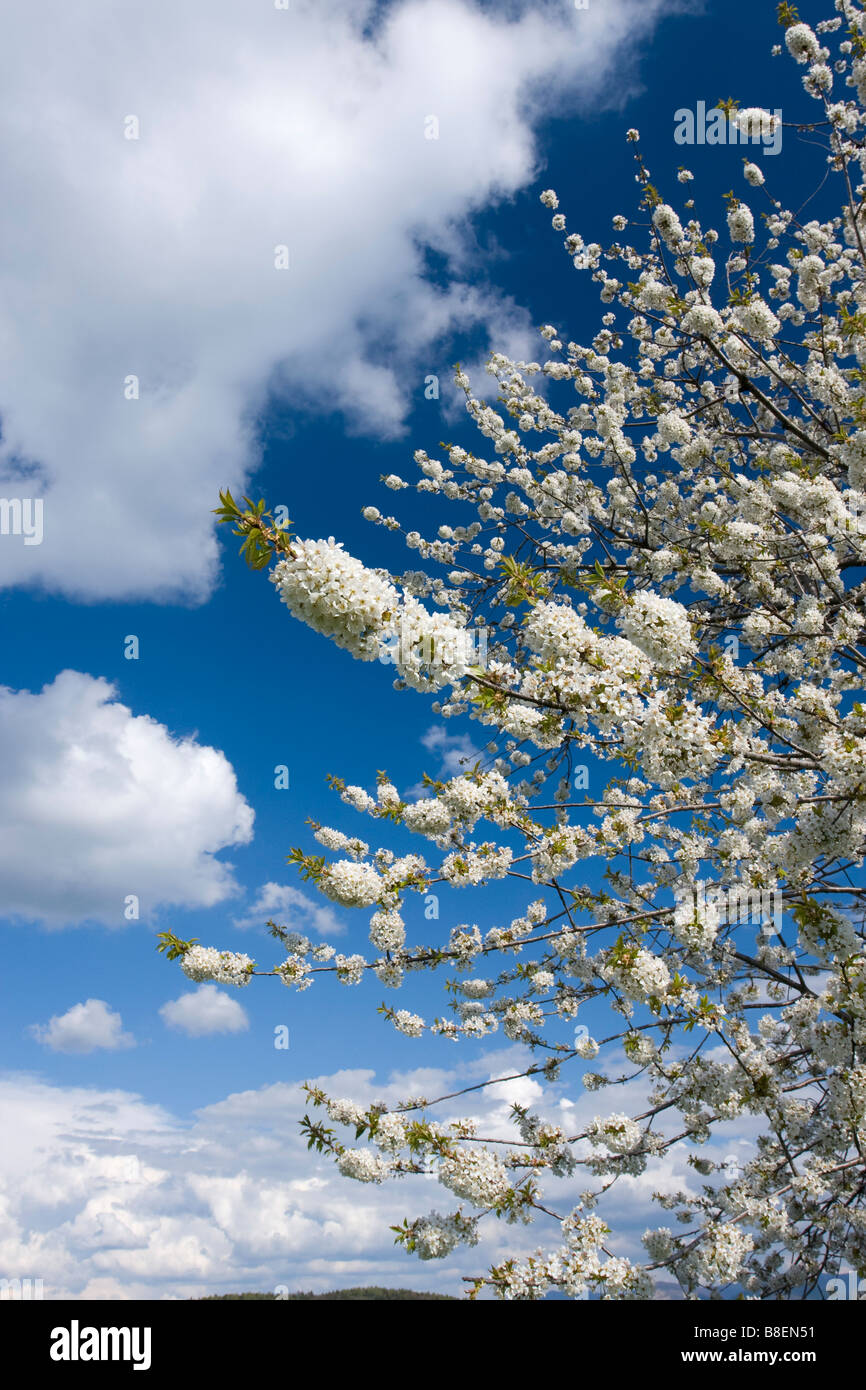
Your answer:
0;670;253;927
405;724;482;796
159;986;249;1038
0;1067;470;1299
0;1047;714;1299
233;881;346;937
420;724;482;776
0;0;671;601
30;999;135;1054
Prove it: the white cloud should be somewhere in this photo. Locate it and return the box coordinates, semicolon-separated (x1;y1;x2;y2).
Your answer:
420;725;482;774
0;1044;722;1299
159;986;249;1038
30;999;135;1054
424;724;482;774
233;881;346;937
0;1068;475;1299
404;725;483;797
0;0;673;601
0;671;253;927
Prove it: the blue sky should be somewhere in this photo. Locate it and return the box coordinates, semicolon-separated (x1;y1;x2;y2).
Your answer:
0;0;836;1297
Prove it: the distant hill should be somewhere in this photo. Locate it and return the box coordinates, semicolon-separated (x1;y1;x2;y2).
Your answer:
198;1286;457;1301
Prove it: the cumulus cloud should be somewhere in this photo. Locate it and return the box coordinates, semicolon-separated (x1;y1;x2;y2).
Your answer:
400;724;481;797
233;881;346;937
0;0;674;601
0;671;253;927
420;725;482;775
29;999;136;1054
0;1068;469;1299
159;986;249;1038
0;1046;724;1299
403;725;483;797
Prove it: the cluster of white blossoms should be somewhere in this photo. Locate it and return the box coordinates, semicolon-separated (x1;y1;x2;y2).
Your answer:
326;1097;367;1127
392;1009;425;1037
616;591;696;671
493;1211;653;1299
531;824;595;882
727;200;755;243
336;1148;392;1183
440;844;513;886
795;903;860;962
368;907;406;952
587;1113;643;1154
334;952;367;985
599;944;671;1004
275;955;312;990
405;1210;480;1260
671;886;720;952
180;946;254;988
733;296;781;343
438;1147;513;1209
371;1111;408;1152
399;770;514;849
271;538;401;661
173;1;866;1301
682;1224;755;1290
271;538;472;691
319;859;383;908
388;595;479;693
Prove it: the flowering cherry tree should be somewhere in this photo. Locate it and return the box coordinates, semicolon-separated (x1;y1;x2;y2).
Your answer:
161;4;866;1299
